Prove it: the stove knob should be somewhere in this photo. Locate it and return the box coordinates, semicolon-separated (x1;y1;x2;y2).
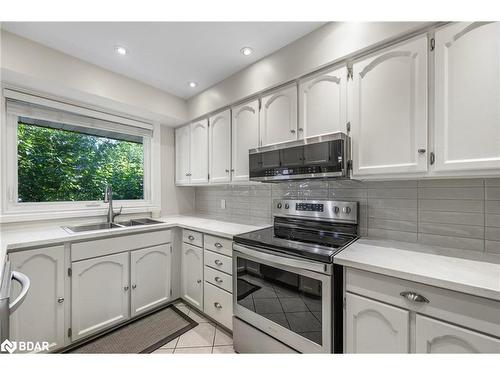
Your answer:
333;206;340;214
284;203;289;209
277;203;282;209
343;207;351;214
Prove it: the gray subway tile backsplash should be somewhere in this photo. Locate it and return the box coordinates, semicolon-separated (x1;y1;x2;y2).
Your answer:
194;178;500;253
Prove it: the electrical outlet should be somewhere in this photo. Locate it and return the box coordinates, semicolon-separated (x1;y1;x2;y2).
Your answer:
221;199;226;209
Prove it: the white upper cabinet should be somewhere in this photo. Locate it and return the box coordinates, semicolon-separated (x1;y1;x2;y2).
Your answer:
259;85;298;146
175;124;190;185
232;99;260;182
209;110;231;183
190;119;209;184
433;22;500;173
349;36;428;177
299;67;347;138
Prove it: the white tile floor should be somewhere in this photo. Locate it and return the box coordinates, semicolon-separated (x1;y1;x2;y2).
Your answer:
152;301;235;354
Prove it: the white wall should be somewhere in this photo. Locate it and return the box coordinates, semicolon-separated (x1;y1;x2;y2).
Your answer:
187;22;435;119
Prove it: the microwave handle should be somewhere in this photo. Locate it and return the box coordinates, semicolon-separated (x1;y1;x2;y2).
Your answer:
9;271;30;313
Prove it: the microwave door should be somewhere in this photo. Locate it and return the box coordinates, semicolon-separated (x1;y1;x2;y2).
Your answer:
280;146;304;167
303;142;330;165
261;150;281;169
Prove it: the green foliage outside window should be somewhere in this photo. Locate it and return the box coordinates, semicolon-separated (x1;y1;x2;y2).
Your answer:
17;122;144;202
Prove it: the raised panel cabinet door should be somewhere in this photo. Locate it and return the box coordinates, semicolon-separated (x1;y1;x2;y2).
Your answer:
9;246;66;352
175;124;191;184
190;119;209;184
71;252;130;341
181;244;203;309
434;22;500;173
299;66;347;138
130;245;171;317
231;99;260;182
260;84;298;146
209;109;231;183
416;315;500;353
346;293;410;353
349;36;428;177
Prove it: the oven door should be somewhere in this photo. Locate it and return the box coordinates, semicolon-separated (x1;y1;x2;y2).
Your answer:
233;243;332;353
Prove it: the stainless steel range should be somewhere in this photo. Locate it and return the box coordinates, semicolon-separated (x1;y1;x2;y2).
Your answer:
232;199;358;353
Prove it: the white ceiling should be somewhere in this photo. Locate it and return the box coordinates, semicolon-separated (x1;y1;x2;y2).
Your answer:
1;22;325;99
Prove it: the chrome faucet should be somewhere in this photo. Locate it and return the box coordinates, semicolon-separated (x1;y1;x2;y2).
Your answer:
104;185;122;223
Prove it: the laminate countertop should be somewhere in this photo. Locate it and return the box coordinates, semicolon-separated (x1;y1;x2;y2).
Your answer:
335;238;500;301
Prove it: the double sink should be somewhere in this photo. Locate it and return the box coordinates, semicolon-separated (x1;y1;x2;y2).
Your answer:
63;218;164;233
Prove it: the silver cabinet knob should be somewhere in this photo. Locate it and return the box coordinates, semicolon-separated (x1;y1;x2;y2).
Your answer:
57;297;64;304
230;169;235;172
214;260;223;266
400;291;429;303
214;242;223;248
215;277;223;283
197;279;202;284
132;284;137;289
188;235;195;241
225;169;230;173
290;129;296;134
298;128;303;132
214;302;222;309
418;148;426;154
124;286;129;291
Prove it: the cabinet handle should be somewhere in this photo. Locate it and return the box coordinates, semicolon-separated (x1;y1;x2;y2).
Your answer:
400;291;429;303
298;128;303;132
214;259;223;266
132;284;137;289
225;169;229;173
214;242;223;248
418;148;426;154
214;302;222;309
215;277;223;283
124;286;129;291
290;129;296;134
57;297;64;304
188;235;195;241
197;279;202;284
230;169;235;172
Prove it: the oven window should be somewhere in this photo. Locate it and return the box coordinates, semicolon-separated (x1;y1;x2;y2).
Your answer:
236;258;323;345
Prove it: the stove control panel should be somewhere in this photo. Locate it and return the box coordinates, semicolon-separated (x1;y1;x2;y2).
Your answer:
273;199;358;224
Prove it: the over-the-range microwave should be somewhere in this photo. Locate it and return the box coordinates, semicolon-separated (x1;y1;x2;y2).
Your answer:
249;132;351;182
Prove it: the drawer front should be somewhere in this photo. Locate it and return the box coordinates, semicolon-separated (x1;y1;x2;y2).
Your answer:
204;266;233;293
71;230;171;261
204;250;232;275
183;229;203;248
204;235;232;257
346;268;500;337
204;281;233;330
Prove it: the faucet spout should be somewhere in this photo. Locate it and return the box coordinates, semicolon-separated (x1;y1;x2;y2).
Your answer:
104;185;122;223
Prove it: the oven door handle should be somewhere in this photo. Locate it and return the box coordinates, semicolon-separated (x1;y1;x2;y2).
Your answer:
233;243;329;274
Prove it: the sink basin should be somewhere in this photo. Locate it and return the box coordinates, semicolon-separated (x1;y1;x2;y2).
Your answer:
117;218;164;227
63;222;124;233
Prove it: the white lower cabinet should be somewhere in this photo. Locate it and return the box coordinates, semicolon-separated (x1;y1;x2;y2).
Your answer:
71;252;130;341
416;315;500;353
204;281;233;330
346;293;410;353
181;243;204;310
130;245;171;317
9;246;67;352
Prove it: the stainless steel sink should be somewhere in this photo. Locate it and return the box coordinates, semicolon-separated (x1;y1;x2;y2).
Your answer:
117;218;164;227
63;222;124;233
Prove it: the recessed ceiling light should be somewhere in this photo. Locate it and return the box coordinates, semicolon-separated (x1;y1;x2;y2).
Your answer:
240;47;253;56
188;81;198;88
115;46;128;56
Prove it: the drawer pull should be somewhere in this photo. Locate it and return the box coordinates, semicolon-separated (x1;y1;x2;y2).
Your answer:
400;291;429;304
214;302;222;309
188;235;195;241
132;284;137;289
214;242;223;248
214;277;223;283
214;260;223;266
57;297;64;304
197;279;202;284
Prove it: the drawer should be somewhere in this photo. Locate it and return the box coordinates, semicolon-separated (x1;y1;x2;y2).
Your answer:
204;234;232;257
204;250;232;275
183;229;203;248
204;266;233;293
71;230;171;261
204;281;233;330
346;268;500;337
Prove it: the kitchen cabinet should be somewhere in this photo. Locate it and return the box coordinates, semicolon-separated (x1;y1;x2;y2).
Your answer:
349;35;428;177
130;245;171;317
181;243;203;310
299;66;347;138
345;292;410;353
231;99;260;182
433;22;500;173
190;119;209;184
259;84;298;146
9;246;66;352
175;124;191;184
71;252;130;341
416;315;500;353
209;109;231;183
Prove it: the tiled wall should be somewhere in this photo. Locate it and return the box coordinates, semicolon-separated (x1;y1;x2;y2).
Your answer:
194;178;500;254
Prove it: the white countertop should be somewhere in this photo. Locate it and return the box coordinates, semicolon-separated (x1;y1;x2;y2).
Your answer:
0;215;265;280
335;238;500;301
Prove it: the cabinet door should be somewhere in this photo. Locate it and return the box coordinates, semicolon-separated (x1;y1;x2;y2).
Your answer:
9;246;66;352
299;67;347;138
130;245;171;317
434;22;500;173
231;100;260;182
175;124;191;184
181;244;203;309
71;252;129;341
209;110;231;183
350;36;428;177
190;119;209;184
260;85;298;146
346;293;410;353
416;315;500;353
